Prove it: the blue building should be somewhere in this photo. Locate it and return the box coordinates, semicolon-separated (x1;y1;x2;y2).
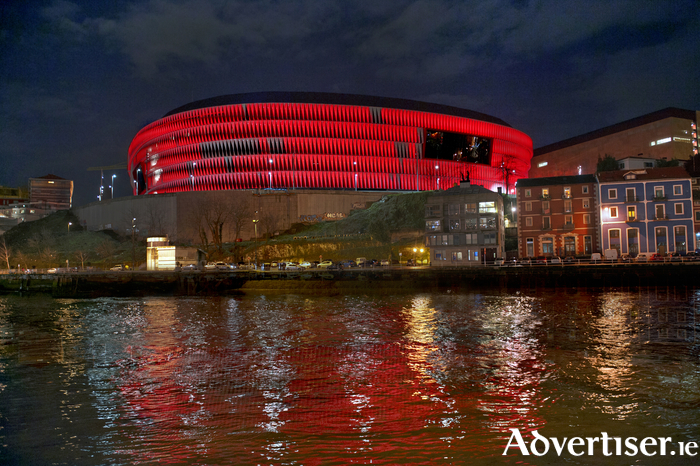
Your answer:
597;167;694;256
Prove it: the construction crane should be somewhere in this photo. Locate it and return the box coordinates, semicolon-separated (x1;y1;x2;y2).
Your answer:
87;164;128;201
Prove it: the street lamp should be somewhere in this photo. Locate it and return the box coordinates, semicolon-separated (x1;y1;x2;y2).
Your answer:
68;222;72;231
253;218;259;268
354;161;358;191
268;158;273;189
435;165;440;191
111;174;116;199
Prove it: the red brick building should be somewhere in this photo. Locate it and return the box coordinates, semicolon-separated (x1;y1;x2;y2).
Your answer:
516;175;599;258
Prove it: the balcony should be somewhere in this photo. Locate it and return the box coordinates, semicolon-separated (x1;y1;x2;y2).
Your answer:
625;217;638;223
652;215;669;221
563;222;575;230
541;208;551;214
542;225;552;231
539;194;551;200
561;193;572;199
653;195;667;201
625;195;641;203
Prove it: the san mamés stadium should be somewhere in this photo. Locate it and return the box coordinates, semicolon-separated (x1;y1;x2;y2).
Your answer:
128;92;532;196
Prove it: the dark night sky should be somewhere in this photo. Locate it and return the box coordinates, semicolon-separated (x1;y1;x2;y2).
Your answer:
1;0;698;207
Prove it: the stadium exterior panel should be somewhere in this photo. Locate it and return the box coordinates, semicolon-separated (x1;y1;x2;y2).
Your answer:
128;92;533;196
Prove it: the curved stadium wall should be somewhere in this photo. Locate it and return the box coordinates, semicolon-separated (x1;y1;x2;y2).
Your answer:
128;92;533;196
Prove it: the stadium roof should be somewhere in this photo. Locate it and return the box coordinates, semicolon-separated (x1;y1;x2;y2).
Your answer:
164;91;512;127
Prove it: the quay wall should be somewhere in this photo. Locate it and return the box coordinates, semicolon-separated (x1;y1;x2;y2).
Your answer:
1;264;699;297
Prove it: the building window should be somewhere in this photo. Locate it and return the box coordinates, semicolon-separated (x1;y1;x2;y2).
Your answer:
465;203;477;213
675;203;683;215
542;200;550;214
584;236;592;255
526;217;533;227
484;233;496;244
426;205;441;217
655;204;665;220
526;238;534;257
582;186;589;194
452;251;463;261
695;211;700;222
543;217;551;229
448;204;460;216
673;185;682;196
654;186;665;200
564;236;576;256
542;237;553;255
626;188;636;202
583;214;591;224
628;229;639;255
609;206;618;218
479;201;496;213
655;227;667;254
453;235;461;246
426;220;441;231
563;187;571;198
565;215;573;226
465;233;477;244
525;189;531;198
449;219;460;231
675;226;686;253
541;188;550;199
627;206;636;222
609;229;621;252
582;199;590;209
564;199;572;212
609;188;617;200
525;201;532;212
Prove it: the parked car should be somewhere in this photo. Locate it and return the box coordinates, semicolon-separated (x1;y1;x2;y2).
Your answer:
318;260;335;269
356;257;367;267
518;258;532;266
339;260;357;268
635;253;650;262
549;256;562;264
299;261;314;269
620;254;632;263
563;256;576;264
182;264;198;271
110;264;124;271
285;262;301;270
604;249;619;261
406;259;417;266
380;259;390;266
261;263;272;270
650;253;666;262
533;256;548;265
590;253;602;263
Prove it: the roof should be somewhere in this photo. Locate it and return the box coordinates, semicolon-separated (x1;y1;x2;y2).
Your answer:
515;174;597;187
596;166;690;183
30;174;67;180
164;91;511;127
431;183;500;197
534;107;696;155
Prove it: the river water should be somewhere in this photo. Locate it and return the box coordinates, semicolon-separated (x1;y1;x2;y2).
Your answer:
1;288;699;465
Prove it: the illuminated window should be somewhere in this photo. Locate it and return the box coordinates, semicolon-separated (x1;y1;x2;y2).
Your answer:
479;201;496;213
525;189;531;197
538;161;548;167
426;220;441;231
583;199;590;208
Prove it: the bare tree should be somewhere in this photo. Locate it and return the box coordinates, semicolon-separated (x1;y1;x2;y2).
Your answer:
229;192;254;242
0;236;10;269
75;250;89;270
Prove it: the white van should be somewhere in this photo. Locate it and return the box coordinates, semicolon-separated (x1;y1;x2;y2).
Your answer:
590;253;602;263
604;249;618;261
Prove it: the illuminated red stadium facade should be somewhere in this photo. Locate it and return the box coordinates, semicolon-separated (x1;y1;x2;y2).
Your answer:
128;92;532;196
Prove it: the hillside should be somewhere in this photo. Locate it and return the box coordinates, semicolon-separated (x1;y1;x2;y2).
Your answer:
0;192;431;269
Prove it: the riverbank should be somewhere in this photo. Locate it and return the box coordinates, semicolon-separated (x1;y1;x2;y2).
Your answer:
1;263;699;297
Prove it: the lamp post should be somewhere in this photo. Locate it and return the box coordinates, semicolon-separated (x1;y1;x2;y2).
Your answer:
68;222;72;231
111;174;116;199
435;165;440;191
253;216;259;269
268;158;273;189
354;161;357;191
131;217;136;271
